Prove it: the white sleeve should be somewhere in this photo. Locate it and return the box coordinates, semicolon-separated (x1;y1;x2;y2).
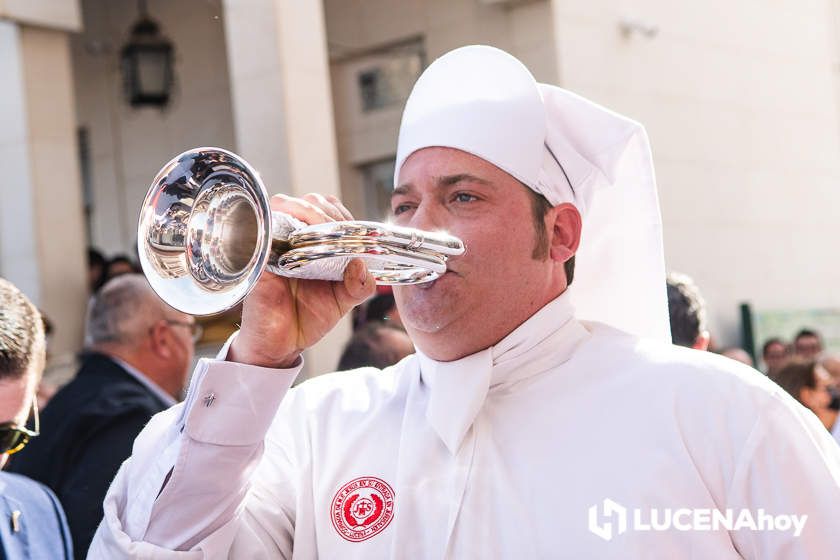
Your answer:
727;395;840;559
87;335;303;558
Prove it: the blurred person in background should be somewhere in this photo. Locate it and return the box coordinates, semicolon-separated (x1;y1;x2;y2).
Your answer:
0;278;73;559
822;354;840;383
365;291;403;328
103;254;138;284
762;337;790;376
666;271;710;350
8;274;198;559
794;328;823;360
720;347;755;368
352;287;404;330
770;359;840;444
337;322;415;370
87;248;107;293
35;312;57;408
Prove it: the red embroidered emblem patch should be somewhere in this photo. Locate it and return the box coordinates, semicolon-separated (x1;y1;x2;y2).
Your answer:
331;476;395;542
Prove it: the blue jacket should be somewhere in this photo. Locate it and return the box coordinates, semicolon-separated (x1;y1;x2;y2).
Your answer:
0;471;72;559
8;353;170;559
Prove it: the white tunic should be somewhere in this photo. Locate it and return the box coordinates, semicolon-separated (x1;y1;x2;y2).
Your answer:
89;294;840;559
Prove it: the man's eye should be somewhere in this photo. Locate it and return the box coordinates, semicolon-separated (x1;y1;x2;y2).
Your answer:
392;204;414;215
453;193;478;203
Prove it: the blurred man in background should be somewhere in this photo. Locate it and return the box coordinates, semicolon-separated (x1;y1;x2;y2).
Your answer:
666;271;709;350
794;328;823;360
9;274;197;559
352;287;404;331
337;322;414;370
103;255;138;285
364;291;403;328
762;337;790;376
720;347;755;368
0;278;73;559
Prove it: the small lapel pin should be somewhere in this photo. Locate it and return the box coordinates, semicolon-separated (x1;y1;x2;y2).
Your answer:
204;392;216;407
11;510;21;533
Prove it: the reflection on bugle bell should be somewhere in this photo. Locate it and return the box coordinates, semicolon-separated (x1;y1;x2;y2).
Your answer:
137;147;466;316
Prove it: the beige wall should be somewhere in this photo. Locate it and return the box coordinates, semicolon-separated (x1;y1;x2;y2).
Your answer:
551;0;840;345
325;0;558;219
0;21;41;304
0;0;81;32
72;0;236;257
21;26;88;356
0;20;88;359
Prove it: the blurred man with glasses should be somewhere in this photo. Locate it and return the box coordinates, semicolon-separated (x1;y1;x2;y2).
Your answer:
794;328;824;360
0;277;72;558
9;273;197;559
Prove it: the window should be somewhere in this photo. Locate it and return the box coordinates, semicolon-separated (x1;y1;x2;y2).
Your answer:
356;43;423;112
360;158;396;221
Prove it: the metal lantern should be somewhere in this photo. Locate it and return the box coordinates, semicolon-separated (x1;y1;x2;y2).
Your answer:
120;1;174;108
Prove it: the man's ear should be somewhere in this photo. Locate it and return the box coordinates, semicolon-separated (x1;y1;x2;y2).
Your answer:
149;321;173;359
692;331;711;351
549;203;582;263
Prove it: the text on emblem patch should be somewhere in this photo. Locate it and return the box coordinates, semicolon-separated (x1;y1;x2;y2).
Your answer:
331;476;395;542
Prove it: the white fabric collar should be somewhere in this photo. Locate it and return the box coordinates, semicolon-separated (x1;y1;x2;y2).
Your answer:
416;292;589;453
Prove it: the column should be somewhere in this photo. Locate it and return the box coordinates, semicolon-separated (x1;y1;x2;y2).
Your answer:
0;2;88;362
222;0;350;377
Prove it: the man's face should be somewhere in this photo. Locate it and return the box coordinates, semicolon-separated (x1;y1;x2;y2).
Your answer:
161;312;197;395
763;341;789;373
150;308;195;398
795;335;822;360
391;147;569;360
0;374;34;469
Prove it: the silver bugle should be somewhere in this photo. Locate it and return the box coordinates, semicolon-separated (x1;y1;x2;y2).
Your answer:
138;147;465;316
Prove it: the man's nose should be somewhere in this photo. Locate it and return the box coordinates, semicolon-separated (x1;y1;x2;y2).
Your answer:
407;201;445;232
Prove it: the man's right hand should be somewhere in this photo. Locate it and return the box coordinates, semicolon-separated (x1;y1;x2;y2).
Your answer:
228;193;376;368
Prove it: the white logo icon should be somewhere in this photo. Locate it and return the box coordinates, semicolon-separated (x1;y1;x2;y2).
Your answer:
588;499;627;541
